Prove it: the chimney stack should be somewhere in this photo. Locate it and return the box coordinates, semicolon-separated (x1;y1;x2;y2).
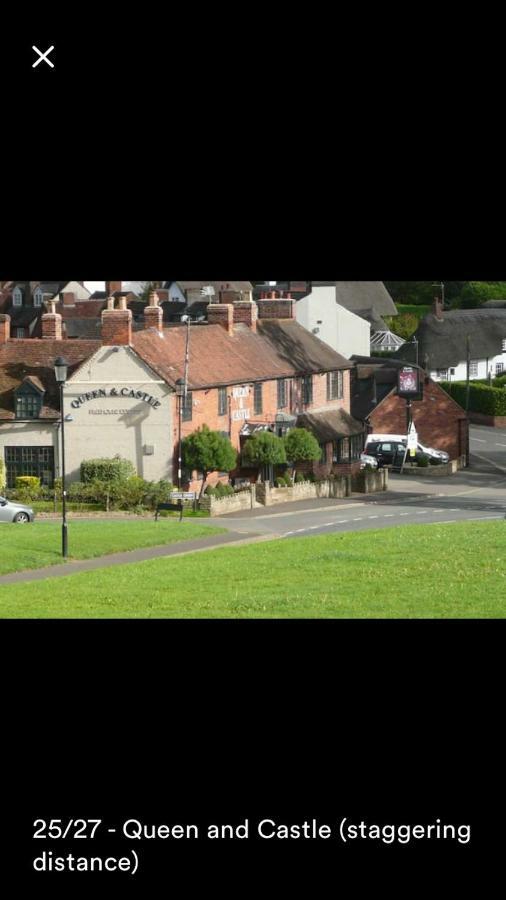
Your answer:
105;280;122;296
432;294;444;320
144;291;163;332
257;298;296;320
0;314;10;343
207;303;234;334
232;299;258;332
41;300;63;340
101;296;132;345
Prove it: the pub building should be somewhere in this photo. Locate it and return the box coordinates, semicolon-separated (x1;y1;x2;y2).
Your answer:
0;293;365;490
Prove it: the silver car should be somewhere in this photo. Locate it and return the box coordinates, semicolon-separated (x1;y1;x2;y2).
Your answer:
0;496;35;523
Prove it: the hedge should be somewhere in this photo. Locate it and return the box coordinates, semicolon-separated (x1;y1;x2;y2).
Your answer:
81;457;136;483
441;381;506;416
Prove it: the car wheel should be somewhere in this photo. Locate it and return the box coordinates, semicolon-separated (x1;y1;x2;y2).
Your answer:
13;512;30;523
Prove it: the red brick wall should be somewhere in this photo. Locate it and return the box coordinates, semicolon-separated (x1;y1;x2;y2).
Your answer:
171;369;352;484
0;314;10;343
369;379;468;460
41;313;63;340
257;299;295;319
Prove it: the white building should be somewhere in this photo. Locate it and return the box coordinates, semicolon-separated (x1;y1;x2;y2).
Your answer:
295;284;371;357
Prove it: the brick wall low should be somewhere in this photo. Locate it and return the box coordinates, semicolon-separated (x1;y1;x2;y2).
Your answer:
468;412;506;428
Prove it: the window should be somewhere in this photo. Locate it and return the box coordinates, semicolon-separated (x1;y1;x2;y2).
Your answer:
218;387;227;416
327;371;343;400
436;369;448;380
469;361;479;378
254;383;263;415
15;390;42;419
502;339;506;352
12;287;22;307
301;375;313;405
496;363;504;374
5;446;54;487
333;433;364;463
16;328;25;339
33;288;44;307
277;379;287;409
182;391;193;422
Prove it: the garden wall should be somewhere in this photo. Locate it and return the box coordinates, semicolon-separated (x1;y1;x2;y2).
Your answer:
199;487;258;516
352;469;388;493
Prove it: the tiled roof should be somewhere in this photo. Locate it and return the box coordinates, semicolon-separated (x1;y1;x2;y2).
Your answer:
297;409;364;441
132;319;352;390
0;340;101;419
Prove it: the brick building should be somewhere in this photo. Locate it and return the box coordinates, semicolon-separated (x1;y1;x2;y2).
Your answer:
351;357;469;462
0;293;365;490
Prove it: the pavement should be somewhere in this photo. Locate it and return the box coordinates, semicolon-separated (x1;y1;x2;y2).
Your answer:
3;424;506;583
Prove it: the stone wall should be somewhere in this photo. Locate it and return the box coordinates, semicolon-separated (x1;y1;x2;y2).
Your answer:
260;477;351;507
352;469;389;493
200;487;258;516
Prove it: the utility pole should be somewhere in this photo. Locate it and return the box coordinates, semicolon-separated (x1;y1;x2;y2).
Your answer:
465;335;471;413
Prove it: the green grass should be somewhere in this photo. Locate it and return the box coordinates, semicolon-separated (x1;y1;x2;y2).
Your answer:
0;519;225;576
395;304;430;319
1;521;505;618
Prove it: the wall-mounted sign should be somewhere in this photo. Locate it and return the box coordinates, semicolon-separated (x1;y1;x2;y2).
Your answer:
232;408;250;421
71;387;161;410
232;386;249;399
397;367;422;400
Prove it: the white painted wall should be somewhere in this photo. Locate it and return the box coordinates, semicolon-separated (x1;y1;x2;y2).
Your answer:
431;350;506;382
64;346;173;482
296;285;370;358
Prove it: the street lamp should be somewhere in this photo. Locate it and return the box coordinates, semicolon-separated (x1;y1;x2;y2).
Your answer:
54;356;69;558
412;335;418;366
175;377;186;489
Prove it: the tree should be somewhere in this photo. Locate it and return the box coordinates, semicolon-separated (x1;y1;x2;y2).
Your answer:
283;428;321;477
182;425;237;495
242;431;286;471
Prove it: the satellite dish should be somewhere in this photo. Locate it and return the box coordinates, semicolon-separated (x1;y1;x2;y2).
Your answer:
200;285;215;298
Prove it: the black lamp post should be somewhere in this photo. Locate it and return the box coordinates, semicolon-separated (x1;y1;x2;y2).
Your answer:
175;377;185;489
54;357;69;558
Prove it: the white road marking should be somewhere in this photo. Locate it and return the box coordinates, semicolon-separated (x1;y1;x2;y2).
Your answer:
495;443;506;447
417;511;428;514
399;512;409;516
470;438;486;442
352;517;363;521
368;515;379;519
384;514;394;517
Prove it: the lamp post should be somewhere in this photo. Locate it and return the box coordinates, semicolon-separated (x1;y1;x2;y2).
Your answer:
175;377;185;489
54;356;69;558
412;335;418;366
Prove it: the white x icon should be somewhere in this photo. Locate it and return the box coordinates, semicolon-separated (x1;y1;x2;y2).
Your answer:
32;45;55;68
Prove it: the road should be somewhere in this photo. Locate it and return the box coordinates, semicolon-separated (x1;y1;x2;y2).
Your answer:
213;424;506;539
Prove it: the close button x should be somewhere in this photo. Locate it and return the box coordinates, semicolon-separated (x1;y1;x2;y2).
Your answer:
32;46;55;68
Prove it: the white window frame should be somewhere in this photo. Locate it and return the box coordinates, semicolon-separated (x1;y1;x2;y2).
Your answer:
496;363;504;374
436;368;448;380
16;328;25;338
469;360;479;378
33;288;44;307
502;339;506;352
12;287;23;307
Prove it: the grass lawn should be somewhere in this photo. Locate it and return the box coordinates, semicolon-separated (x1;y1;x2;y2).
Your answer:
395;304;430;319
1;520;505;618
0;519;225;576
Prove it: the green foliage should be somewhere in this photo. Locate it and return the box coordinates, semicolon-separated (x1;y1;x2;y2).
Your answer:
295;472;306;483
65;477;174;511
386;281;506;310
182;425;237;477
283;428;321;464
384;312;419;341
205;483;234;498
441;381;506;416
242;431;287;466
81;456;136;484
0;458;5;492
459;282;506;309
13;476;42;501
417;454;430;467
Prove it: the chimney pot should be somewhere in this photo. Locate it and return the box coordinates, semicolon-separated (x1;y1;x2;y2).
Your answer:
41;307;63;340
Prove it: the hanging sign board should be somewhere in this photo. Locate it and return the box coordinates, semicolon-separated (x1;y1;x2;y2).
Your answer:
398;366;422;400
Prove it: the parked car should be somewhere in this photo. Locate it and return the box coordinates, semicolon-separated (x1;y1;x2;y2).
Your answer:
360;452;379;470
0;496;35;523
365;434;449;466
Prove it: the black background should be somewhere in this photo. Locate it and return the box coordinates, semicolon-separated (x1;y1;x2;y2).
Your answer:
1;18;504;893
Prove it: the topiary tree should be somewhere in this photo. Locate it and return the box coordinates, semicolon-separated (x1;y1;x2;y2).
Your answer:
284;428;321;479
242;432;286;466
182;425;237;496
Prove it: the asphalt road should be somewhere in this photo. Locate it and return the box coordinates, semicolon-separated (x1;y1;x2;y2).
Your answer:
213;425;506;539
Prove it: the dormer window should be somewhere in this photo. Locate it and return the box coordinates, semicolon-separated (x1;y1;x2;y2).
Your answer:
14;380;45;419
12;286;23;307
33;288;44;307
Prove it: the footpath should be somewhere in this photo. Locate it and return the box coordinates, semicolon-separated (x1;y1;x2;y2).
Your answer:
0;530;274;586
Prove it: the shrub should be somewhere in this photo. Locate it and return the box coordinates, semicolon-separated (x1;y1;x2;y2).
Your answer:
81;456;136;484
214;482;234;497
283;428;321;477
14;476;42;500
417;454;430;467
0;458;5;492
295;472;306;484
182;426;237;493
